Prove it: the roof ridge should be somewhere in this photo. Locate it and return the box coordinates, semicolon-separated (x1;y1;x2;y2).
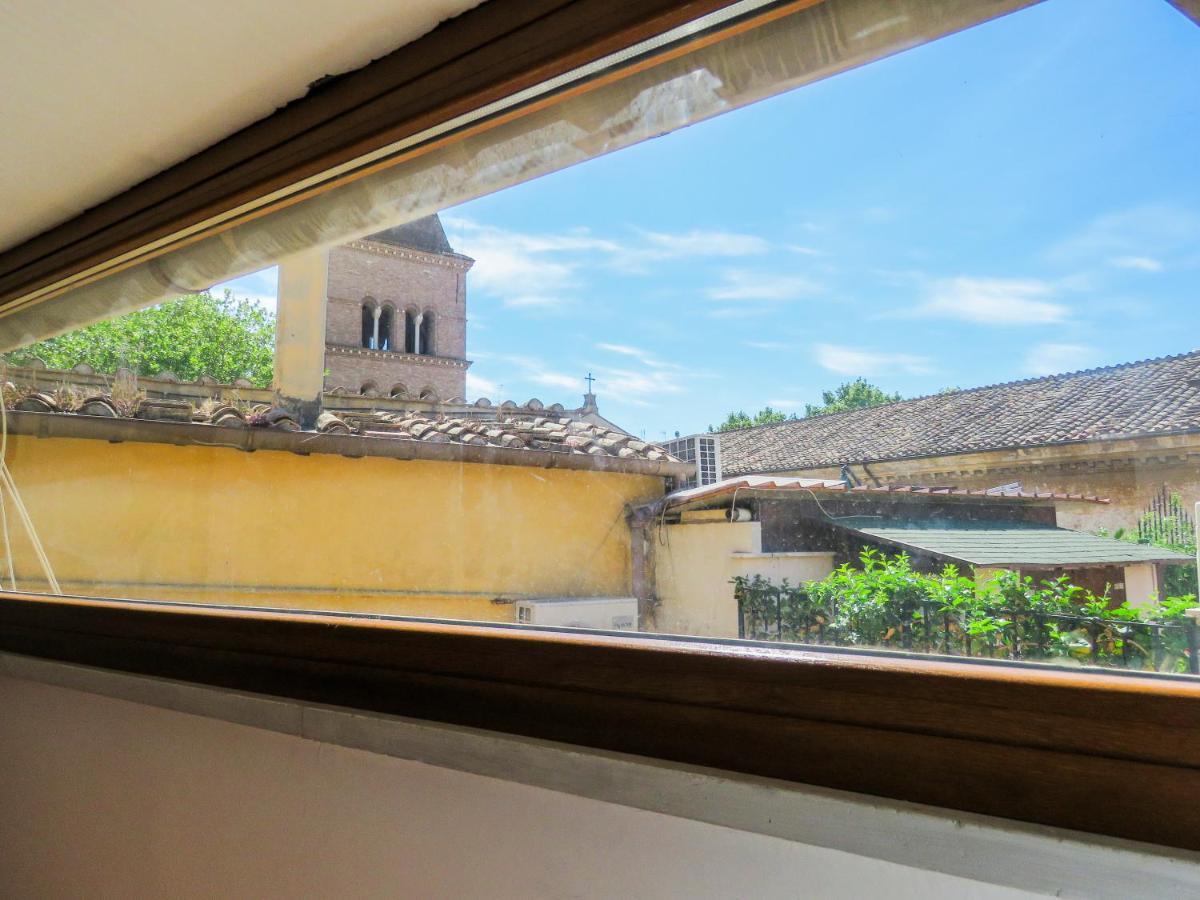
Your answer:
898;347;1200;405
719;347;1200;437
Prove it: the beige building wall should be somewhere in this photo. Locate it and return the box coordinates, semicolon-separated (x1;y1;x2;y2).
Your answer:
1122;563;1161;608
652;520;834;639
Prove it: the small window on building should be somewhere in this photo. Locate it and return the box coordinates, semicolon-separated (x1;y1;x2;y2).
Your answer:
360;302;375;349
359;380;378;397
420;311;435;356
404;308;417;354
517;606;532;624
378;306;394;351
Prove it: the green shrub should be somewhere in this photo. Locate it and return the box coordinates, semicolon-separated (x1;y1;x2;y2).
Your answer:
733;549;1198;673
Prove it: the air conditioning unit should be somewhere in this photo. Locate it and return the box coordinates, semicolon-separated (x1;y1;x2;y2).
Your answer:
514;597;637;631
663;433;721;489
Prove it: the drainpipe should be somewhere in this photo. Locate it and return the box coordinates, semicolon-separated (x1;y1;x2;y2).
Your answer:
628;506;658;630
273;247;329;429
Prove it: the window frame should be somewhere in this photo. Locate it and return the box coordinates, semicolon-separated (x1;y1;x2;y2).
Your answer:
2;589;1199;851
2;0;1200;854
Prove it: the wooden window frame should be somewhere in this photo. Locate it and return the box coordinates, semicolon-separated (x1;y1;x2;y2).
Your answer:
3;0;1200;854
1;590;1199;851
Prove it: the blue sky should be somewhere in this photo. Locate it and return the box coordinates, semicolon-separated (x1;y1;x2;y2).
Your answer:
220;0;1200;441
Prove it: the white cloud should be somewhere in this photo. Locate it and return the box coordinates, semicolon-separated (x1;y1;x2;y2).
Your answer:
595;342;684;372
639;229;768;257
591;367;686;405
1023;343;1098;376
502;294;572;310
915;277;1067;325
1109;255;1163;273
706;306;778;320
1048;204;1200;268
444;219;611;313
466;373;501;398
596;343;643;357
448;218;776;306
814;343;933;376
786;245;825;257
706;269;821;301
744;340;789;350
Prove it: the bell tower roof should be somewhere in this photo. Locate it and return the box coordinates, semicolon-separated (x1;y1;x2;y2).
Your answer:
365;213;466;259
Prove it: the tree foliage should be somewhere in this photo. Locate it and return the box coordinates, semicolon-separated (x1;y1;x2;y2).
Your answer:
734;549;1198;673
710;406;796;433
804;377;901;417
5;291;275;387
710;379;901;431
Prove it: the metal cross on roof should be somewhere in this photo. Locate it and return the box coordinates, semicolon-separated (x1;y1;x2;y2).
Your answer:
585;372;595;392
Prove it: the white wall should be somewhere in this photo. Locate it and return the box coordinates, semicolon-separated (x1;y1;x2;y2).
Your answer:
0;676;1028;900
1;658;1197;899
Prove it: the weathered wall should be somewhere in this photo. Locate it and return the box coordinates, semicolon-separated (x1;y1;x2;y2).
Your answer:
2;434;664;622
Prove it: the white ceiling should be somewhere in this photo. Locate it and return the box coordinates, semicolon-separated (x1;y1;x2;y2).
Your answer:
0;0;483;253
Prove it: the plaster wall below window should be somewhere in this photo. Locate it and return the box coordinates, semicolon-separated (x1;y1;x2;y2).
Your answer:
0;674;1032;900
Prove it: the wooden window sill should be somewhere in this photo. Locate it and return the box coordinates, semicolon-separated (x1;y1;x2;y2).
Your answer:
2;590;1198;851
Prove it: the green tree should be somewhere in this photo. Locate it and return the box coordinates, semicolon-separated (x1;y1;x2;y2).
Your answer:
710;406;796;433
804;378;901;417
5;291;275;387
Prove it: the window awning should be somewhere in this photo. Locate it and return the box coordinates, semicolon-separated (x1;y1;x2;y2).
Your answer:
847;521;1193;568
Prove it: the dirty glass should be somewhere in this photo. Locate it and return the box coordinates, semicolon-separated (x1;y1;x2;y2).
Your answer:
2;0;1199;678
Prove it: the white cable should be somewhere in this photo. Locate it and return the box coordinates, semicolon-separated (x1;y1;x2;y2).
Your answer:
0;377;13;589
0;394;61;594
0;491;14;591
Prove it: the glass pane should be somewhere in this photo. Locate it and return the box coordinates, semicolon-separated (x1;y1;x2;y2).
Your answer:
3;0;1199;677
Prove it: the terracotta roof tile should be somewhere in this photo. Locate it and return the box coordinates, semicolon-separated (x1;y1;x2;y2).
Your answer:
719;351;1200;475
3;389;676;466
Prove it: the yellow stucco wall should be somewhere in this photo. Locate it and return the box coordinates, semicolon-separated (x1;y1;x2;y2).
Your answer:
652;521;834;639
1;435;665;622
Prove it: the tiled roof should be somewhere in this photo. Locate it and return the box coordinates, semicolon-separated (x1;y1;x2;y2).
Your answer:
661;476;1109;511
366;214;463;258
3;390;675;464
719;351;1200;475
849;521;1191;566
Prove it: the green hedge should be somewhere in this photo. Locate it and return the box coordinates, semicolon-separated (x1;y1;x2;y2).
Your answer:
733;549;1198;673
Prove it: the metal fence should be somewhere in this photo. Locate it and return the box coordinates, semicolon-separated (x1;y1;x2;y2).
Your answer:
737;591;1200;675
1137;485;1195;549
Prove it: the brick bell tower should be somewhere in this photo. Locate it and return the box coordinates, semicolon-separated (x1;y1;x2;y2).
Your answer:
322;214;474;402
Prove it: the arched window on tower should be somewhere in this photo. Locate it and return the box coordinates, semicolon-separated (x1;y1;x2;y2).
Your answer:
360;301;376;348
420;311;435;356
378;305;394;351
404;308;418;354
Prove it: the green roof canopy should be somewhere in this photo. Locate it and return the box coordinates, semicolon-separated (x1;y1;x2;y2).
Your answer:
846;520;1193;568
